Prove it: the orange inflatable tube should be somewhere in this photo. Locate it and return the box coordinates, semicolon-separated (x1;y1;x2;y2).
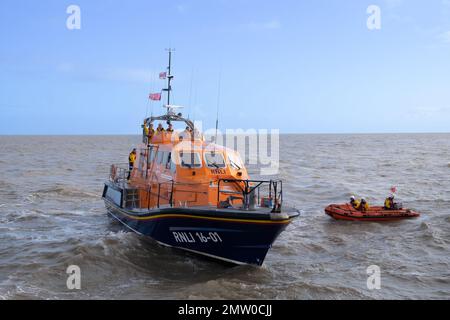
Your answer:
325;204;420;221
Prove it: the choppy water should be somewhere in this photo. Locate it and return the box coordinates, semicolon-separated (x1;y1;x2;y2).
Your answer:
0;134;449;300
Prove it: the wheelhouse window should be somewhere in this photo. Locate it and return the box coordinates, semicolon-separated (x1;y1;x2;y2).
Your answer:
156;151;163;164
149;147;156;162
205;152;226;169
228;153;243;170
138;149;146;171
162;152;169;166
179;152;202;168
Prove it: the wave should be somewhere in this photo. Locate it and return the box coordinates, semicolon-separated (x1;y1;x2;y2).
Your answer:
31;185;98;200
418;222;448;246
4;209;53;223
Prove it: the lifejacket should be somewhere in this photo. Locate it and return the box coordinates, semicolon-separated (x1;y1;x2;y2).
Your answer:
148;128;155;137
129;152;136;165
351;199;360;209
360;200;369;212
384;198;392;209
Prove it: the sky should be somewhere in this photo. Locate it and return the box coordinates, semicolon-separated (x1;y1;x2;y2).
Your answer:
1;0;450;134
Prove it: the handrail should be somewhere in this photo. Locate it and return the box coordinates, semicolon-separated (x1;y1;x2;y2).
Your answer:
217;179;283;212
109;168;281;211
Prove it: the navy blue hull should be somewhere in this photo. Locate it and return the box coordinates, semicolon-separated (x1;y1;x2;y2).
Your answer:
104;199;292;266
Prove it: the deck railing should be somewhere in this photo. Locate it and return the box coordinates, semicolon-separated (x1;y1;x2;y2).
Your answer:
109;164;129;187
217;179;283;212
109;165;282;212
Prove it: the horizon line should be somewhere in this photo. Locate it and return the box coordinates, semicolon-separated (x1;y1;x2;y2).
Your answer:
1;132;449;137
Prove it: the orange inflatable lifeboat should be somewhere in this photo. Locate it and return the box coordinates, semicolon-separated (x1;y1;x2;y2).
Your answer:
325;204;420;221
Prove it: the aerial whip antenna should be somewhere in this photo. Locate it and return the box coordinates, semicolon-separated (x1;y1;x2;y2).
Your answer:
187;67;195;119
163;48;175;115
214;69;222;149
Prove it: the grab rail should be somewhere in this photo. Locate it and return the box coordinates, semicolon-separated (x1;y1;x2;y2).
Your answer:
109;166;282;212
217;179;283;212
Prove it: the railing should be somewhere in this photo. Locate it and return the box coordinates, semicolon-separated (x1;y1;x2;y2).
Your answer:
116;179;210;211
217;179;283;212
109;164;129;187
109;164;282;212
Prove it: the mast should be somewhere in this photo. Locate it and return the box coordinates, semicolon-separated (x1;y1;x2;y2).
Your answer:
163;48;175;111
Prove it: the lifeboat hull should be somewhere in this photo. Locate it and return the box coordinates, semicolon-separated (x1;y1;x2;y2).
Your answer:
325;204;420;222
103;197;298;266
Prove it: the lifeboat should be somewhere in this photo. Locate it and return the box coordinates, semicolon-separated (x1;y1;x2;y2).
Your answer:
102;50;300;266
324;204;420;221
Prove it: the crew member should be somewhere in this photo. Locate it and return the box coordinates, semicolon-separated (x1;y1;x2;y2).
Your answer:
350;196;360;209
359;198;369;212
179;126;192;140
147;123;155;142
384;195;398;210
143;120;149;143
167;123;174;133
128;148;136;180
156;123;165;133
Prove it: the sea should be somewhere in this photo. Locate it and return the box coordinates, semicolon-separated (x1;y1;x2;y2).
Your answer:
0;134;449;299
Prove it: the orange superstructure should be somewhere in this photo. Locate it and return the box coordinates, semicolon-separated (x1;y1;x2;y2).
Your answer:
115;121;250;210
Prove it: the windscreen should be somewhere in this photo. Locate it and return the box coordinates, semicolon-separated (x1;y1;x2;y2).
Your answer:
179;152;202;168
205;152;226;168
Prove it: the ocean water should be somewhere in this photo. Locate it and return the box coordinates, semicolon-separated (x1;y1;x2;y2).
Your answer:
0;134;449;300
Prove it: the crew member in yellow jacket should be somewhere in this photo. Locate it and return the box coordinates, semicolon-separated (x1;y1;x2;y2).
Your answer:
350;196;360;209
128;148;136;180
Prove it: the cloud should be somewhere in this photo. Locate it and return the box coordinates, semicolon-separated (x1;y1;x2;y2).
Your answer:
176;4;187;13
57;63;153;83
384;0;404;9
438;30;450;43
102;67;153;83
57;62;75;73
409;106;450;119
245;19;281;31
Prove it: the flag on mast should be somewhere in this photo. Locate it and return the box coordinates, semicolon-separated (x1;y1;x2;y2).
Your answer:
149;93;162;101
159;72;167;80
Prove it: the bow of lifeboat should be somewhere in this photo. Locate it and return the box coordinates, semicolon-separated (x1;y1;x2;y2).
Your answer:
103;123;299;266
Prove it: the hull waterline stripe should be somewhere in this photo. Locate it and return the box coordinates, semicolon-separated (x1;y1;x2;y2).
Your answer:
104;198;292;225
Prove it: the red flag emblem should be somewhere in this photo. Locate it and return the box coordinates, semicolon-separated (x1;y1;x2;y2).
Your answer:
159;72;167;80
149;93;162;101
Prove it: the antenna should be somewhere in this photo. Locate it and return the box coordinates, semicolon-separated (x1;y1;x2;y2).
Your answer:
214;69;222;148
163;48;175;113
187;67;194;119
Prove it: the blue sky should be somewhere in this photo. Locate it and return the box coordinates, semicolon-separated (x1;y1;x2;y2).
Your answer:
1;0;450;134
